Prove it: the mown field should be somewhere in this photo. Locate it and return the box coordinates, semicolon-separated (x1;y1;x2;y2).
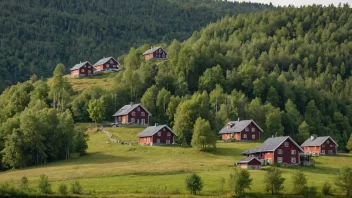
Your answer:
0;126;351;197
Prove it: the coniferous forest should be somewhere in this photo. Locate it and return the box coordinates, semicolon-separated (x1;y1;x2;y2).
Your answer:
0;0;272;91
1;3;352;171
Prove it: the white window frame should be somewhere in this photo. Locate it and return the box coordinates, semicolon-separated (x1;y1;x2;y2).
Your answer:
321;150;325;154
252;128;255;132
157;132;161;136
141;112;145;117
322;144;325;147
252;134;255;139
328;150;333;154
166;140;170;144
141;119;145;124
167;132;171;136
243;134;247;139
277;157;283;163
132;111;135;116
277;149;283;154
157;139;160;143
327;140;330;144
245;127;249;131
291;150;296;155
284;142;289;147
131;118;135;123
291;157;296;163
330;144;333;147
81;68;85;72
137;107;140;111
110;60;113;64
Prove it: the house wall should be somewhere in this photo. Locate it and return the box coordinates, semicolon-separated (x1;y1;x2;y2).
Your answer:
239;122;261;141
303;146;321;154
320;138;337;155
153;48;167;59
222;133;233;140
274;138;301;164
139;137;153;144
248;159;262;166
94;58;119;70
151;126;175;144
144;54;154;60
71;63;94;77
127;106;149;125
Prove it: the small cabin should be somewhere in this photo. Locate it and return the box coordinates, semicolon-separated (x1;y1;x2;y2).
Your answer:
219;119;263;141
93;57;119;71
70;61;94;77
301;136;338;155
112;103;151;125
137;124;177;146
236;157;262;169
143;46;167;60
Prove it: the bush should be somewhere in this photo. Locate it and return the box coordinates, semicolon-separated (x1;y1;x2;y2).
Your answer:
38;174;52;194
185;173;203;195
58;183;68;196
71;181;83;194
20;176;29;190
322;182;332;195
229;168;252;196
291;171;307;195
0;182;27;197
302;186;318;198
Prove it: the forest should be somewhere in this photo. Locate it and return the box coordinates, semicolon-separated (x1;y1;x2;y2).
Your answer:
1;4;352;170
0;0;272;92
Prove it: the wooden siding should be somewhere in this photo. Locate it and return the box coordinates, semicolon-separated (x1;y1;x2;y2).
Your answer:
144;48;167;60
94;58;119;70
303;137;337;155
115;105;149;125
71;63;94;77
274;138;301;164
221;122;261;141
138;126;175;145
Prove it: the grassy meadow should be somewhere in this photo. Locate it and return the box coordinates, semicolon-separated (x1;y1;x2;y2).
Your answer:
0;126;351;197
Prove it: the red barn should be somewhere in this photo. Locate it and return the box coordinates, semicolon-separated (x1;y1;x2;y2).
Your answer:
236;157;262;170
112;103;151;125
143;46;167;60
241;136;303;166
301;136;338;155
70;61;94;77
93;57;119;71
137;124;177;146
219;120;263;141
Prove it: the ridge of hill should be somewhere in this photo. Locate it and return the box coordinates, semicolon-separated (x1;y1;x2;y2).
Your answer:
0;0;273;92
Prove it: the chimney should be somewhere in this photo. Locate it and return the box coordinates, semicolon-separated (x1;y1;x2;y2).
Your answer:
238;118;240;122
311;135;316;141
130;102;133;105
155;123;158;127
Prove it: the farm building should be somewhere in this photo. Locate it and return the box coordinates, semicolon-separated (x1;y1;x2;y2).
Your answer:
70;61;94;77
241;136;303;165
113;103;151;125
93;57;119;71
143;46;167;60
301;136;338;155
236;157;262;169
137;124;176;145
219;119;263;141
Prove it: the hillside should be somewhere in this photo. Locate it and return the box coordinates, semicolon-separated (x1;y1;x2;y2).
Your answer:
0;0;273;92
0;126;351;197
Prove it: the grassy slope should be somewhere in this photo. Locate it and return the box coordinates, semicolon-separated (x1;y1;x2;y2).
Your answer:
0;126;351;197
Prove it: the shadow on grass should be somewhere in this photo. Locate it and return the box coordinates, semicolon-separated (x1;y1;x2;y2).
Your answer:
62;152;140;165
209;147;244;157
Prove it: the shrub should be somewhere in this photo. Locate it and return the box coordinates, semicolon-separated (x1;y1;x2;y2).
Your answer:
291;171;307;195
185;172;203;195
229;168;252;196
322;182;332;195
302;186;318;198
58;183;68;196
265;167;285;195
20;176;29;190
38;174;52;194
71;181;83;194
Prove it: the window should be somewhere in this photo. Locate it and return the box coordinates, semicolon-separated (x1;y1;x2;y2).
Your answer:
327;140;330;144
159;49;162;53
141;112;145;117
277;149;283;154
136;119;139;124
321;150;325;154
277;157;283;163
106;64;110;68
284;142;289;147
245;127;249;131
252;134;255;139
113;65;116;68
132;111;135;116
291;150;296;155
226;125;230;129
328;150;333;154
157;139;160;143
330;144;333;147
322;145;325;147
166;140;170;144
252;128;255;132
81;69;85;72
131;118;135;123
291;157;296;163
158;132;161;136
243;134;247;139
163;128;165;131
110;60;113;64
137;107;140;111
118;117;121;121
141;119;145;125
167;132;171;136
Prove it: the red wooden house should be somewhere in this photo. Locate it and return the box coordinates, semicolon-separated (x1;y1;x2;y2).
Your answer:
301;136;338;155
219;120;263;141
236;157;262;170
143;46;167;60
112;103;151;125
70;61;94;77
241;136;303;165
93;57;119;71
137;124;177;146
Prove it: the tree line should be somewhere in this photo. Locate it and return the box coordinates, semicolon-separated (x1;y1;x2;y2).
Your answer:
0;0;273;92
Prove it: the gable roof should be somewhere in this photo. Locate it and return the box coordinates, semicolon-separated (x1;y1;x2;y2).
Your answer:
143;46;167;55
112;103;152;117
137;125;177;137
93;57;119;67
241;136;303;155
301;136;338;147
70;61;92;71
219;120;263;134
236;156;261;164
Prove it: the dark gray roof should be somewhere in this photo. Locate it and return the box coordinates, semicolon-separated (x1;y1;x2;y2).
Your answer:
142;46;167;55
93;57;118;67
301;136;338;147
70;61;91;71
112;103;152;117
241;136;303;155
236;156;261;164
219;120;263;134
137;125;176;137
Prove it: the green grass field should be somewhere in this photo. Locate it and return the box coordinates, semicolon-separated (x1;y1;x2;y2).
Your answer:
0;126;351;197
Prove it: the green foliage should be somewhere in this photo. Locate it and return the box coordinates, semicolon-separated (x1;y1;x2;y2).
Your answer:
265;108;284;137
0;182;27;197
38;174;52;194
20;176;29;190
71;181;83;195
347;134;352;152
88;98;105;129
73;129;89;156
298;121;310;144
335;167;352;197
191;117;216;151
58;183;68;196
291;171;307;195
185;172;203;195
322;181;332;196
265;167;285;195
302;186;318;198
229;168;252;196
